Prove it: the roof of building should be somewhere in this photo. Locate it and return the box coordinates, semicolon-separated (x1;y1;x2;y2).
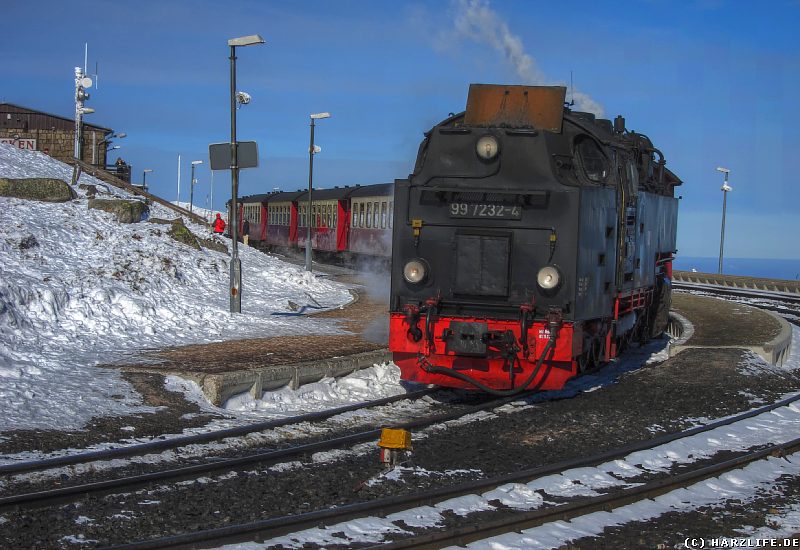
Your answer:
0;103;113;133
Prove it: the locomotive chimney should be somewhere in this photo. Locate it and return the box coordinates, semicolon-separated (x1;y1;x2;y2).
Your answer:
614;115;626;134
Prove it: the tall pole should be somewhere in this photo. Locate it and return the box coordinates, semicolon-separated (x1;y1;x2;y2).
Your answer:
229;43;242;313
718;170;730;274
74;67;84;160
210;170;215;222
190;162;195;214
143;170;147;191
177;155;181;204
306;117;315;272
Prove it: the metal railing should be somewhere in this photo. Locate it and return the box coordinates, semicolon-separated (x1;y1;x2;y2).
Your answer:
72;159;208;226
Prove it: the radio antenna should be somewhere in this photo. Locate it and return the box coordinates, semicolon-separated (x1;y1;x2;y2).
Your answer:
569;70;575;107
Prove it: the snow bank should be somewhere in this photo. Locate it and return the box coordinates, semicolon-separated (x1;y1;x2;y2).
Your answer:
0;144;352;431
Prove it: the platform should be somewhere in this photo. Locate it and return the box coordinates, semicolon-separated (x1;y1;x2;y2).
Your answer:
116;279;794;406
668;292;792;365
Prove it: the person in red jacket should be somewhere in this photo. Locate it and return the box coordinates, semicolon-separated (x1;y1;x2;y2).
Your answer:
212;213;226;235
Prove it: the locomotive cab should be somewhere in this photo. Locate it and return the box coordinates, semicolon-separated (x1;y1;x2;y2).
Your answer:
389;84;681;395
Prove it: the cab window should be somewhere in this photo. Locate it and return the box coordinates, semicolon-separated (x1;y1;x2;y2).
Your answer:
575;137;608;183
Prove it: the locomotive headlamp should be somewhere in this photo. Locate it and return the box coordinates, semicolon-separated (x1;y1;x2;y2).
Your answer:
536;265;562;291
403;259;428;284
476;135;499;160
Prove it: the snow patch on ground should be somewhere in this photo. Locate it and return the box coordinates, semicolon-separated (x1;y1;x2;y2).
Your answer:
0;144;353;432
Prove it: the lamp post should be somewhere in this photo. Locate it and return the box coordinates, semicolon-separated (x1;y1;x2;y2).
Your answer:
716;167;731;274
306;112;331;272
210;170;215;222
93;132;126;166
227;34;265;314
142;169;153;193
73;66;94;161
189;160;203;214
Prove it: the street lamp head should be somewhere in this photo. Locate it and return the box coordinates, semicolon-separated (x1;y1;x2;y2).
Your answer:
716;167;730;174
228;34;265;47
310;112;331;120
235;91;252;105
143;169;153;174
721;184;732;192
191;160;204;165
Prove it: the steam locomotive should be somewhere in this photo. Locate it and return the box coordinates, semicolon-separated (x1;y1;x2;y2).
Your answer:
389;84;681;395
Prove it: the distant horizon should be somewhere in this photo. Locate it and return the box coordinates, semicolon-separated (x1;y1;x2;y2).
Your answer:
673;256;800;280
678;255;800;262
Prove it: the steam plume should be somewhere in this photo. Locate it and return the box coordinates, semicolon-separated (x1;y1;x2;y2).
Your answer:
452;0;604;117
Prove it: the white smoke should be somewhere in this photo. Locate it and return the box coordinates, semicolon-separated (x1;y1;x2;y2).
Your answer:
452;0;604;117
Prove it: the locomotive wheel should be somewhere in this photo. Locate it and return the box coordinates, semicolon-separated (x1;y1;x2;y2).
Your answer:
589;337;605;368
650;280;672;339
577;353;589;374
578;337;605;374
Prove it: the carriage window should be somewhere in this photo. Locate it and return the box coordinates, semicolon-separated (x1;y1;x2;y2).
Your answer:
373;202;379;228
388;201;393;228
366;202;372;228
352;205;358;228
333;205;338;227
359;203;365;227
575;137;608;183
381;202;387;228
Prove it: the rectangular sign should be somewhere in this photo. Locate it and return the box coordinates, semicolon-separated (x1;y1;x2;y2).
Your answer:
208;141;259;170
1;138;37;150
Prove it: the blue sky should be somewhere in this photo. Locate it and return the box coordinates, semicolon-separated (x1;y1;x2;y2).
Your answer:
3;0;799;260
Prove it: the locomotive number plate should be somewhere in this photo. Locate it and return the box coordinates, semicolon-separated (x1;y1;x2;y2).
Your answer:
449;203;522;220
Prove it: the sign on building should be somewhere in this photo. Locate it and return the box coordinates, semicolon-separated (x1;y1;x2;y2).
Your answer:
0;138;37;150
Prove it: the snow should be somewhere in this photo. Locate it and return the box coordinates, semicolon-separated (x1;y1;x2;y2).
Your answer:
0;144;355;432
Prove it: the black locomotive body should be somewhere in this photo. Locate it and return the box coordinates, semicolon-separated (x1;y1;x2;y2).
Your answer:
389;84;681;394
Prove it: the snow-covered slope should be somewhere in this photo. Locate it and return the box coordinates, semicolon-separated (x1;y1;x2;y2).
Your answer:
0;144;352;431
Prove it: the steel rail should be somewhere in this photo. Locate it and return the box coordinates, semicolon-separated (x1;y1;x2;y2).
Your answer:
0;387;552;510
673;281;800;304
378;436;800;549
0;388;436;477
102;391;800;550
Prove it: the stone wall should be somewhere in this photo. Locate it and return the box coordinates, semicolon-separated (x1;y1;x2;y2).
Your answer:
0;127;109;166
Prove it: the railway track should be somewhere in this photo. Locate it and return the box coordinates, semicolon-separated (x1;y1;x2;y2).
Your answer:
0;388;436;477
0;385;575;511
673;281;800;308
105;391;800;549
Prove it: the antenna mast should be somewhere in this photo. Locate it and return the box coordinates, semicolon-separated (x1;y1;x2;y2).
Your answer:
570;70;575;106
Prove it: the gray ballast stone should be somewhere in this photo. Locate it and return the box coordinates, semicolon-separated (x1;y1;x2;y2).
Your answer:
0;178;77;202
